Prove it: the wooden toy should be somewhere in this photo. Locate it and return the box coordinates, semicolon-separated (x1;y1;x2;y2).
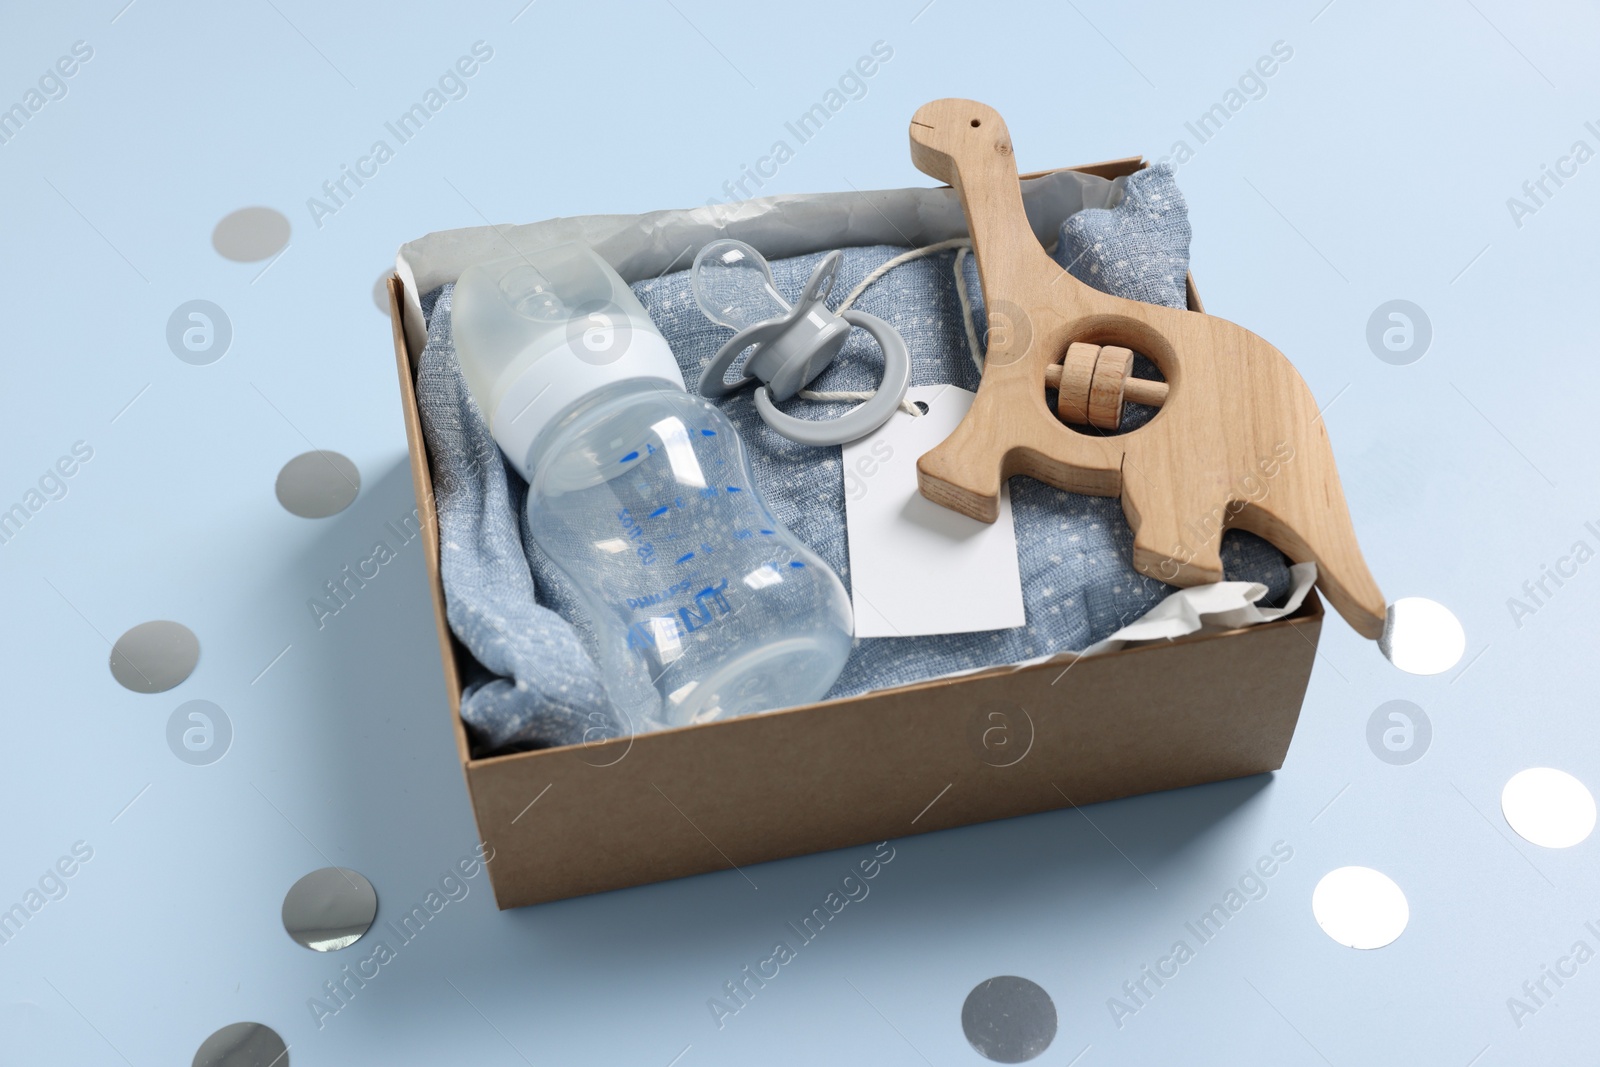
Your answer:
908;98;1386;639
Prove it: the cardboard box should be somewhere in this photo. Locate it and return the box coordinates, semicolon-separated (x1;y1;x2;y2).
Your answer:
388;159;1324;909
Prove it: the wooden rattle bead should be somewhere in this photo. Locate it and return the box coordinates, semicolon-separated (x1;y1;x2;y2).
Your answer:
1045;345;1170;430
1056;342;1099;426
1087;345;1132;430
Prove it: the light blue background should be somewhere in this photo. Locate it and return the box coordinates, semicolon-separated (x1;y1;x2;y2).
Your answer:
2;1;1597;1063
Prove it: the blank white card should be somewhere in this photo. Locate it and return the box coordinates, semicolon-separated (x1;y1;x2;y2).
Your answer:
841;385;1026;638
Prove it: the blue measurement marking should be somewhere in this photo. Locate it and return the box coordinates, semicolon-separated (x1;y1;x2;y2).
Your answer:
676;552;695;564
726;486;741;493
620;451;639;463
759;529;775;536
648;506;668;518
789;561;805;568
700;428;716;436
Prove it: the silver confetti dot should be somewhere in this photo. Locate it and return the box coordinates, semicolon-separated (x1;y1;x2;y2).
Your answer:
212;207;290;263
962;976;1056;1063
110;620;199;694
282;867;378;951
192;1021;288;1067
275;451;360;518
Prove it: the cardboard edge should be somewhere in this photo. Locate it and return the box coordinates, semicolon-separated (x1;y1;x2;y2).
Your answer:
388;276;472;769
477;592;1322;907
463;587;1325;775
1020;155;1144;182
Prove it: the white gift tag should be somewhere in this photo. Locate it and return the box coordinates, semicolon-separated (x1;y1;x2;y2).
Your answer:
842;385;1026;637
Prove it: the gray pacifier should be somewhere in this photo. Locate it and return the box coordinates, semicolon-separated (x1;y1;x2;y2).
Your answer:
690;240;911;447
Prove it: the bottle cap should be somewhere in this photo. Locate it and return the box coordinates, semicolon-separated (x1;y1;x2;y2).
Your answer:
452;244;685;480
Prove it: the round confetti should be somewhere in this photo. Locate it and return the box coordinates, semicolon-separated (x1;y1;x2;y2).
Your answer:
282;867;378;951
1379;597;1465;675
961;976;1057;1063
192;1021;288;1067
1502;768;1596;849
212;206;290;262
275;451;360;518
109;620;199;694
1312;866;1408;949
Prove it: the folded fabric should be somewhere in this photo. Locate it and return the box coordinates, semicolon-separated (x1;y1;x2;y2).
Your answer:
416;165;1293;755
415;287;616;751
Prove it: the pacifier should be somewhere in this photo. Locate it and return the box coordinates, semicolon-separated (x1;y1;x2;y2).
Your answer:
691;239;911;446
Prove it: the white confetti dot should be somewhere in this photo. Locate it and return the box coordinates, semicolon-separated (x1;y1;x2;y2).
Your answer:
1502;768;1596;848
1312;866;1408;949
1379;597;1464;675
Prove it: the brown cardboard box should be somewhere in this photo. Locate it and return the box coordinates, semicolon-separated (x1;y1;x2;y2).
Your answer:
388;159;1324;909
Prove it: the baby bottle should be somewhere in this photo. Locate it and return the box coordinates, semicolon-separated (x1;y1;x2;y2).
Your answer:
451;243;854;731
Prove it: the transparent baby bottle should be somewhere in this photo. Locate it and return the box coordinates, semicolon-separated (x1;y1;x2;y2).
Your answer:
452;244;854;731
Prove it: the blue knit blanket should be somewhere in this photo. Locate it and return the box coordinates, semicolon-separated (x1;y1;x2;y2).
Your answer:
416;167;1291;754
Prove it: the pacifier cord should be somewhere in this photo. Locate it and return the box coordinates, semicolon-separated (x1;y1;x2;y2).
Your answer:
795;237;981;416
951;244;984;377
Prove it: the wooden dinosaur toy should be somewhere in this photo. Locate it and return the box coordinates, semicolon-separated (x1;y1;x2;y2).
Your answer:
908;98;1386;639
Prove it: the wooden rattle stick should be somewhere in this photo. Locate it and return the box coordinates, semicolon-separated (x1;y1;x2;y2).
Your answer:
1044;350;1170;408
908;98;1387;640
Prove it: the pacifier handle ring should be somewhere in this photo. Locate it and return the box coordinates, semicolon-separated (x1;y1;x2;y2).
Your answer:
751;310;911;447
